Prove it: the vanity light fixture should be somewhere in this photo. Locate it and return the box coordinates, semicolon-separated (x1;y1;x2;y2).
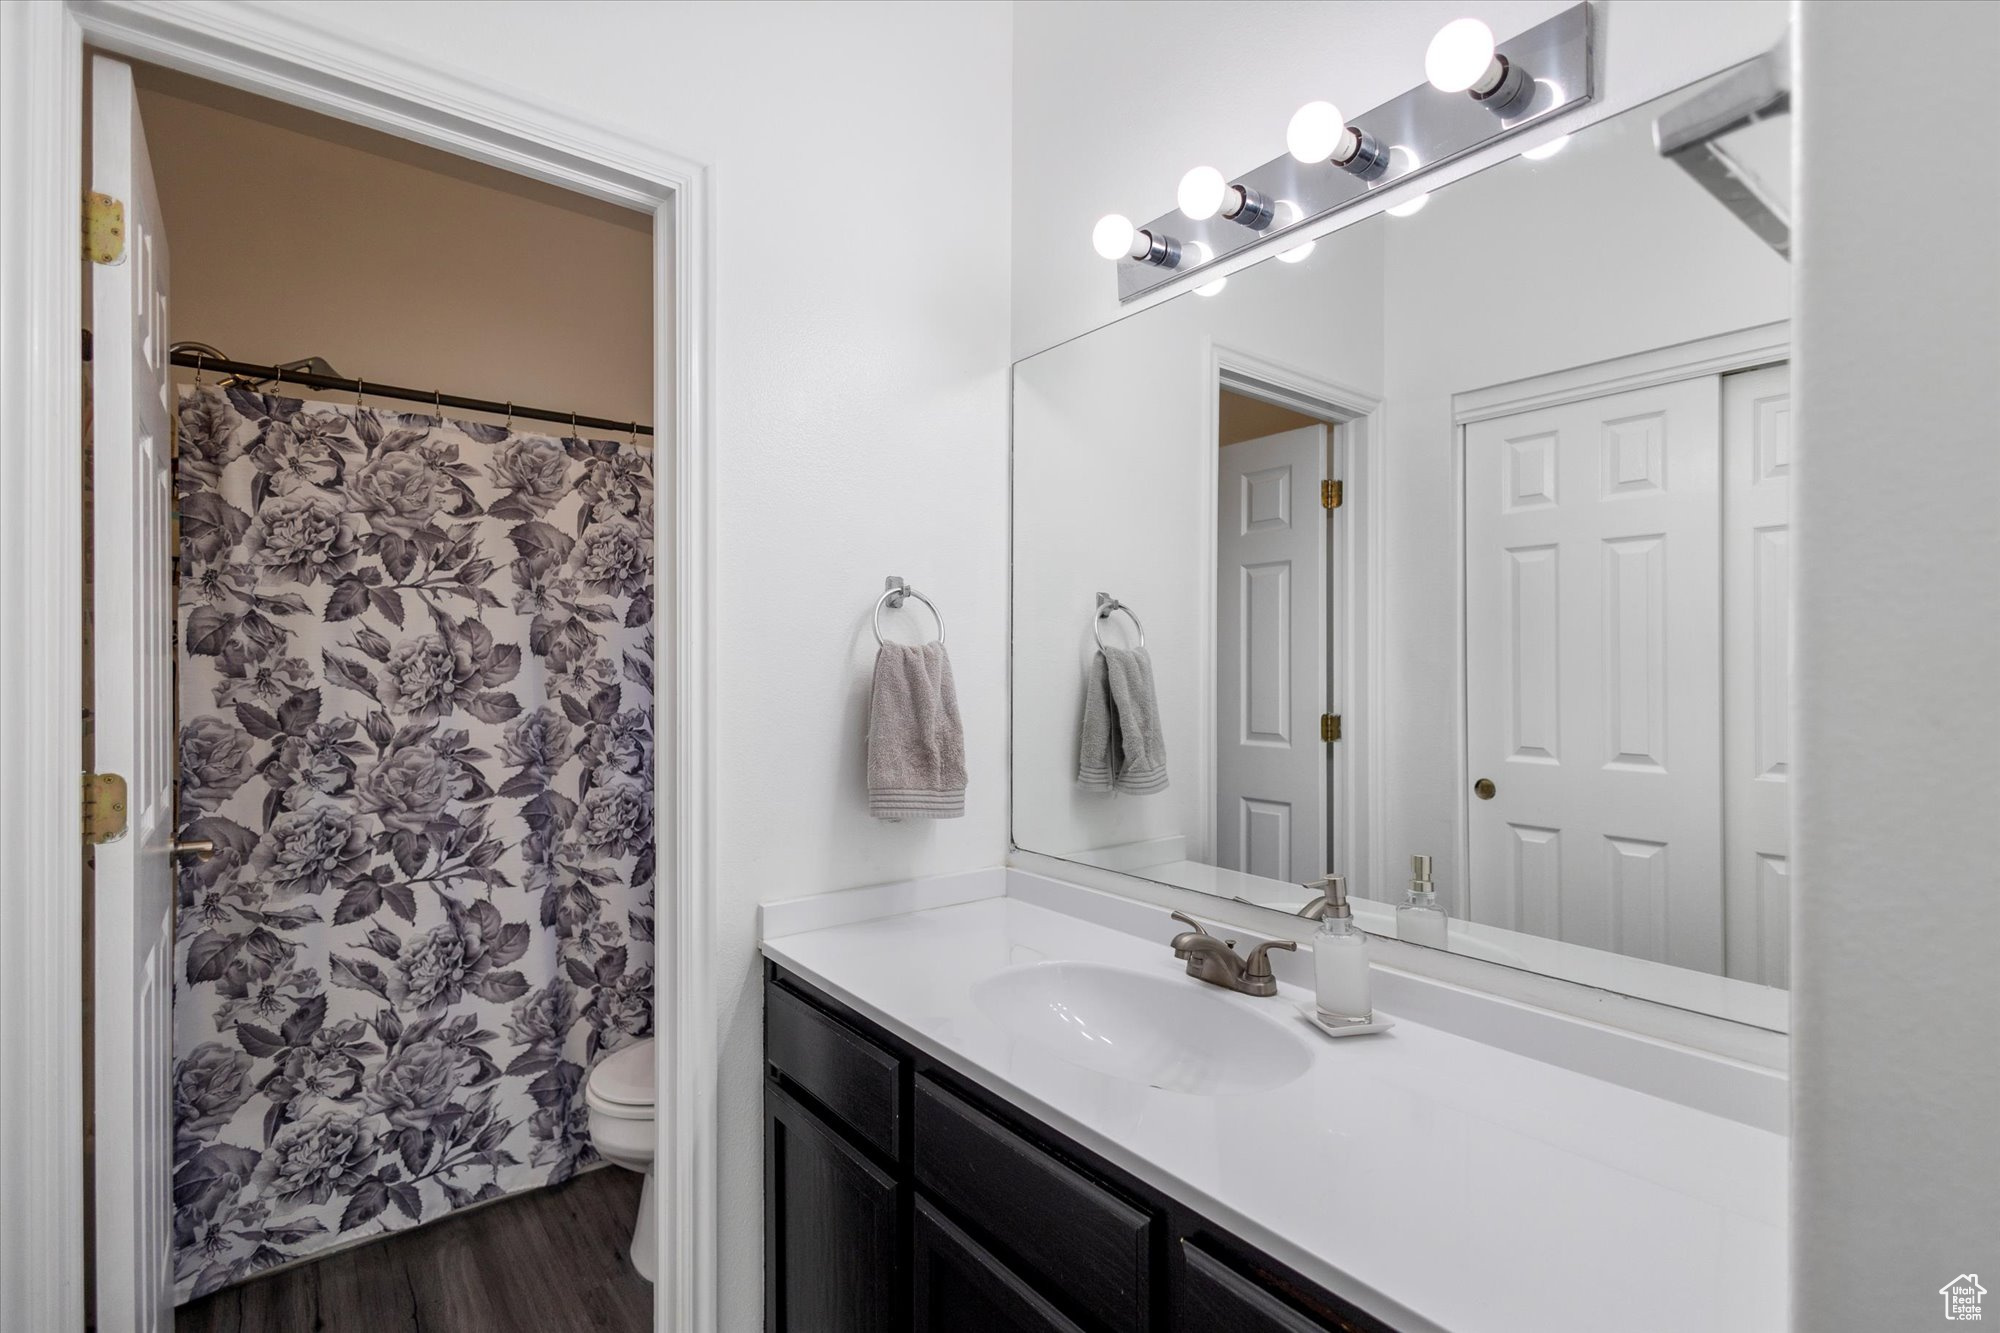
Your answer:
1177;165;1277;230
1286;100;1390;180
1106;3;1589;302
1520;133;1571;161
1426;18;1534;116
1092;213;1183;268
1383;147;1430;216
1273;201;1315;263
1190;243;1228;296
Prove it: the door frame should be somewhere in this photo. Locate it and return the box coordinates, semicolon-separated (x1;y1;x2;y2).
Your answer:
0;5;719;1330
1449;320;1790;925
1202;342;1384;897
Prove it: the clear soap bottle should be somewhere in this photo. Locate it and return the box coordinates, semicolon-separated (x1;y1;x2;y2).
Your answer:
1397;854;1448;948
1312;876;1373;1024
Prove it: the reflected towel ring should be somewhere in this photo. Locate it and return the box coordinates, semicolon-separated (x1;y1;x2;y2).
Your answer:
1094;593;1145;650
873;580;946;647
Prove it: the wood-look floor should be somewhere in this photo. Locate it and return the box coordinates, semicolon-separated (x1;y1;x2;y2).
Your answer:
175;1167;651;1333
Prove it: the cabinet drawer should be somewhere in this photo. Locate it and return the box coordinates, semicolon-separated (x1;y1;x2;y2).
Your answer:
1179;1240;1393;1333
766;978;903;1158
914;1076;1151;1333
914;1197;1088;1333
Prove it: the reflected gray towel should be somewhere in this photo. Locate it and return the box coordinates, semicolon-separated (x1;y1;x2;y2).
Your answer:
1076;646;1168;794
867;641;966;820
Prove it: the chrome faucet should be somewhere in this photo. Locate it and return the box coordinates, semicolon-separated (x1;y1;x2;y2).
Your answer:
1294;874;1345;921
1288;872;1352;912
1168;911;1296;998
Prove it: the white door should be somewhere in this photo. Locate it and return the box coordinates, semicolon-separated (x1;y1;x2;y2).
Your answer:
92;54;177;1333
1721;364;1792;986
1464;379;1724;970
1215;425;1327;881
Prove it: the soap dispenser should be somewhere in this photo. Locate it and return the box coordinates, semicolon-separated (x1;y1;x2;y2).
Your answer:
1312;876;1373;1024
1397;854;1448;948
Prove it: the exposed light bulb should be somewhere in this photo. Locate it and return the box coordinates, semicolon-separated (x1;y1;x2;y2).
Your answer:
1287;101;1347;164
1386;193;1430;218
1177;166;1229;221
1426;18;1497;94
1092;213;1138;261
1521;133;1571;161
1274;200;1314;263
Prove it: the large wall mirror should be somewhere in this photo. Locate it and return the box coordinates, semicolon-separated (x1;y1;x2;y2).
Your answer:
1011;61;1792;1029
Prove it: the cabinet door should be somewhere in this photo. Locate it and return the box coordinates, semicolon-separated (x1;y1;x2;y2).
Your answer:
914;1198;1088;1333
766;1081;903;1333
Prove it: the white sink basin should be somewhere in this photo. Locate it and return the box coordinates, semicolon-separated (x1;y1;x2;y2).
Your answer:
972;960;1313;1095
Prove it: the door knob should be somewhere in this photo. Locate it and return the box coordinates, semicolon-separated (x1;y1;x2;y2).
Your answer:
1473;778;1496;800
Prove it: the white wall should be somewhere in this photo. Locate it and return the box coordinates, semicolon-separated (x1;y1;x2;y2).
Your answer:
253;3;1014;1325
1013;0;1790;359
1791;4;2000;1329
1012;222;1385;865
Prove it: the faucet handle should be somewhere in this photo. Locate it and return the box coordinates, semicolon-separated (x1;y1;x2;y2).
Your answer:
1243;938;1297;980
1169;910;1211;937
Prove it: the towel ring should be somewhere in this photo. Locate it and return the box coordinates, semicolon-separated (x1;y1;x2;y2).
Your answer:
1094;593;1145;650
874;578;945;647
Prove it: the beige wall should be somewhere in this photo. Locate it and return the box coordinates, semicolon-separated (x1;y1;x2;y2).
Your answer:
134;66;653;429
1218;391;1320;446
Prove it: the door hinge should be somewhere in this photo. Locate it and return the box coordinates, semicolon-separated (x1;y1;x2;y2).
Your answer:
1322;479;1343;510
1320;713;1342;743
83;192;127;265
83;772;130;844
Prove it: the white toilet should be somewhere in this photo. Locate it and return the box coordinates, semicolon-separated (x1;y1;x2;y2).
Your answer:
584;1036;657;1281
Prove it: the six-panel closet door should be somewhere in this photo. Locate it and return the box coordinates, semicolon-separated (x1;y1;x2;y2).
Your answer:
1464;378;1726;972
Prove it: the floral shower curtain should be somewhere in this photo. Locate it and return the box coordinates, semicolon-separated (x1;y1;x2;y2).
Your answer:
168;385;655;1301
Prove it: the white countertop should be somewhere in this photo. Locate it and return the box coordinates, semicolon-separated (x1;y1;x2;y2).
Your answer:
762;879;1787;1333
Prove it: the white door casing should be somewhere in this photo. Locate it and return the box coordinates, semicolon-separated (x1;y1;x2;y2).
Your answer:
90;54;178;1333
1464;379;1725;971
1215;425;1328;882
1721;364;1793;986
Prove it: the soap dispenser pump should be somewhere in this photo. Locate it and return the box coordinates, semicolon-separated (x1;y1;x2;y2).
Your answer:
1312;876;1373;1024
1397;854;1449;947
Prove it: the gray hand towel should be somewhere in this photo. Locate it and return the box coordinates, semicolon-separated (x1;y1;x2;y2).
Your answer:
1076;650;1122;792
1077;645;1168;794
867;641;966;820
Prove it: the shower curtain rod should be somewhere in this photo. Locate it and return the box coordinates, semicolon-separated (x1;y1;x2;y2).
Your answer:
166;349;654;438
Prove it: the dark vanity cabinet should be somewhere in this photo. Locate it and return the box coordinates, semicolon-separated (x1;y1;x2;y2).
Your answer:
764;963;1399;1333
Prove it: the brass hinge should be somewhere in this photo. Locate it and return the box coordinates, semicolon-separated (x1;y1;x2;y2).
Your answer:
1320;713;1342;743
83;192;127;265
1322;479;1343;510
83;772;130;844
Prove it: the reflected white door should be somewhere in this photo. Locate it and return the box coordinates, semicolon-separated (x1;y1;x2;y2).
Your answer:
92;54;177;1333
1464;379;1724;970
1216;426;1327;881
1721;364;1792;985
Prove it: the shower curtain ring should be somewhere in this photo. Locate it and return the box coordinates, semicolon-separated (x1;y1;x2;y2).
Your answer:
192;351;205;387
629;420;638;448
433;387;443;423
505;401;514;430
354;377;365;409
571;409;579;440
